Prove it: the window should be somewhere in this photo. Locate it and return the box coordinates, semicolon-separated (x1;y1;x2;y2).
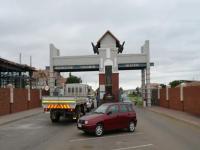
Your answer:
72;87;74;93
120;104;128;113
94;104;108;114
127;104;133;112
68;88;71;93
108;105;119;114
79;87;82;93
76;87;78;93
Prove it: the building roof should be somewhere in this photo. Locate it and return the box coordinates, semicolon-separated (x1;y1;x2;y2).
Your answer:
97;30;121;48
176;81;200;87
97;30;120;43
0;57;35;72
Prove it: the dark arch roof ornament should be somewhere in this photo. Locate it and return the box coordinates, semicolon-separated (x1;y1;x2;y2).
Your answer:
91;30;125;54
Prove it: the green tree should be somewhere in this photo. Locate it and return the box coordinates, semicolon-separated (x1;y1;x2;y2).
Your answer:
66;72;82;84
136;87;140;95
160;84;166;88
119;87;123;93
169;80;185;88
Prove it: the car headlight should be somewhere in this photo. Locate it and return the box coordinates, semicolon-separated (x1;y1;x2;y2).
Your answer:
85;120;89;124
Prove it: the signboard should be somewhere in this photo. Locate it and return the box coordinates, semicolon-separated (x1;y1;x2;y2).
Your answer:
99;85;105;92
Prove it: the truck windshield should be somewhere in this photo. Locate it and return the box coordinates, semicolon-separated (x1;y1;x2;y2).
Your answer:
94;105;108;114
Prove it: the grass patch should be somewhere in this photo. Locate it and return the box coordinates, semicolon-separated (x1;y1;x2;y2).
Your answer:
128;94;143;106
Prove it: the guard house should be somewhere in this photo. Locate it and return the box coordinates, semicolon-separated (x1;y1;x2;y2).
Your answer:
49;30;154;106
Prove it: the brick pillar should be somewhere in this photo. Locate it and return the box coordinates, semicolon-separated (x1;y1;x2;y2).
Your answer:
99;74;105;85
99;74;105;101
112;73;119;102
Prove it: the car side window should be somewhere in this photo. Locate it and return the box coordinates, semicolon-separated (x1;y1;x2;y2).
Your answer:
120;104;128;113
127;104;133;112
108;105;119;114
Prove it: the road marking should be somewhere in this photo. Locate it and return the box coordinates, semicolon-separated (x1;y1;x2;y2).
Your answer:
112;144;153;150
69;132;143;142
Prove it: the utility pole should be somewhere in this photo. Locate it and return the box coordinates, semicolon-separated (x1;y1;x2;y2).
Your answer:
19;53;22;64
30;56;32;67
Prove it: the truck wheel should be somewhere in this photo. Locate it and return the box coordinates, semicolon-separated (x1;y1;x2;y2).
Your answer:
81;105;86;115
50;110;60;123
75;107;81;121
87;108;90;112
91;103;94;109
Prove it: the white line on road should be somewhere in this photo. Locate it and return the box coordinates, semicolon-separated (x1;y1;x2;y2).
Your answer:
112;144;153;150
69;132;144;142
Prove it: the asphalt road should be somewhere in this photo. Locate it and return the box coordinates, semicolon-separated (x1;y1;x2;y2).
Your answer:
0;107;200;150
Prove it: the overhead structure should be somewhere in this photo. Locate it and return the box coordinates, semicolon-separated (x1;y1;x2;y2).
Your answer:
0;57;35;88
49;30;153;107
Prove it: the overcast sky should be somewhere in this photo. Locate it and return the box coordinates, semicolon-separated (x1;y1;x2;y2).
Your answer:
0;0;200;90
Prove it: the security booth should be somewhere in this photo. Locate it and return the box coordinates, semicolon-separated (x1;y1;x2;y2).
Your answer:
49;31;153;107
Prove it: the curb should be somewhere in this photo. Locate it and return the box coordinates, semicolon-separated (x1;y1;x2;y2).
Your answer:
0;111;42;126
148;109;200;129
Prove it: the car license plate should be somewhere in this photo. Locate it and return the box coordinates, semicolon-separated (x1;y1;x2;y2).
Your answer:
78;123;82;128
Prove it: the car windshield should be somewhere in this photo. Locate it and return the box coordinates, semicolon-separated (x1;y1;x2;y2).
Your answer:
94;105;108;114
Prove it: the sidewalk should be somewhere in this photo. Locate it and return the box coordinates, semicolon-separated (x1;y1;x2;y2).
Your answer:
0;107;43;126
147;106;200;128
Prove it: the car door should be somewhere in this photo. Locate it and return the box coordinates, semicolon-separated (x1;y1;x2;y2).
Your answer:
119;104;130;128
104;104;120;130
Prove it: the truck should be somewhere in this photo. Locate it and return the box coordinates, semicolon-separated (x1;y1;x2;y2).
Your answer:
42;83;93;122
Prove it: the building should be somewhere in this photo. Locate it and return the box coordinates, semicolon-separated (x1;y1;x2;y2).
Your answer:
32;68;66;89
175;80;200;87
0;57;35;88
64;83;92;97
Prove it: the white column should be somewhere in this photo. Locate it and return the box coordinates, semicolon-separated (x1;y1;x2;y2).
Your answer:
180;83;185;101
49;44;55;96
166;85;170;101
141;46;146;103
28;87;31;101
49;44;60;96
158;86;161;99
141;69;146;101
10;87;14;103
145;40;151;107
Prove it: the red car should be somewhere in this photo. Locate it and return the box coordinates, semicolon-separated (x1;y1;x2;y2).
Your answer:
77;102;137;136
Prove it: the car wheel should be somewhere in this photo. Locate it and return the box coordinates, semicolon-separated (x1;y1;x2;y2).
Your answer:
95;124;104;136
128;121;135;132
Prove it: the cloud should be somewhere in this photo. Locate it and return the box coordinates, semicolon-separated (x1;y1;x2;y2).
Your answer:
0;0;200;89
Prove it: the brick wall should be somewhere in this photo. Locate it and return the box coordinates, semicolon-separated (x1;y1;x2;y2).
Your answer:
159;88;168;108
169;88;183;111
184;86;200;116
0;88;42;116
151;89;158;105
112;73;119;102
99;74;105;85
155;86;200;116
0;88;10;115
12;88;28;113
30;89;41;109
